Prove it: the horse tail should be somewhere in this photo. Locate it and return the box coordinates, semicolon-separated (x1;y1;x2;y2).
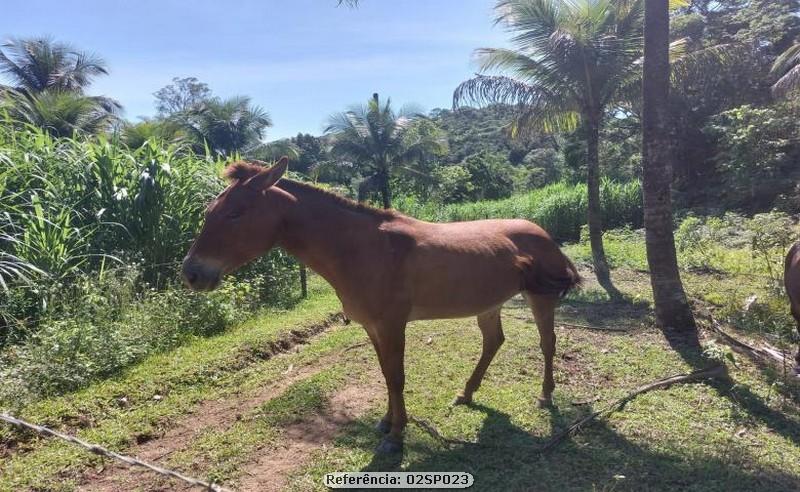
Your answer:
523;253;582;298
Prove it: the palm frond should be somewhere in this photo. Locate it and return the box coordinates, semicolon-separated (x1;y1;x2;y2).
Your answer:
0;37;109;94
771;43;800;98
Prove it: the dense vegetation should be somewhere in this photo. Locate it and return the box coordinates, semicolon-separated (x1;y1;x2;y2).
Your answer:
0;1;799;490
0;124;299;404
0;0;799;412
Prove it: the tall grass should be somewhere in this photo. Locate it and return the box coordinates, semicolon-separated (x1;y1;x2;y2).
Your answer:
395;179;642;241
0;122;301;404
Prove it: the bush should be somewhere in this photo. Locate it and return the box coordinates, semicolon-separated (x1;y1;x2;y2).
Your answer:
0;257;300;405
432;165;474;204
0;122;305;404
675;211;796;281
704;104;800;211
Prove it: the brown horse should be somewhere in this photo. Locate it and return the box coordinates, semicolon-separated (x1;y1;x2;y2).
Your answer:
785;241;800;376
182;157;581;453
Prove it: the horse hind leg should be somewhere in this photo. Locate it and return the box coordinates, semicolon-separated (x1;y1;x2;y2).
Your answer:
454;307;504;405
524;292;559;408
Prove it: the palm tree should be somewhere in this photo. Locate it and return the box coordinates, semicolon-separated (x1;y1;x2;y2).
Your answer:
0;37;119;136
326;93;447;209
453;0;649;297
0;37;108;94
1;90;120;138
642;0;696;333
178;96;272;157
771;43;800;97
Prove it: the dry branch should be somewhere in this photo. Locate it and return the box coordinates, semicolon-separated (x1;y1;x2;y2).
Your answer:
705;317;789;366
539;364;726;452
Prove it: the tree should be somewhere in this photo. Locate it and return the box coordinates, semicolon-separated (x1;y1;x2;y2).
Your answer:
0;37;119;136
462;151;514;200
0;37;108;94
454;0;647;297
642;0;696;333
2;90;119;138
326;93;446;209
153;77;211;116
122;118;184;149
771;43;800;98
178;96;272;156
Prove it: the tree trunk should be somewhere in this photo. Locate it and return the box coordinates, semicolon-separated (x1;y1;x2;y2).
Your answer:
380;169;392;209
643;0;696;333
586;117;621;298
299;263;308;299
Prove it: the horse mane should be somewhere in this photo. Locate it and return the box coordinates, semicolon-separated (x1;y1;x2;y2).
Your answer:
222;161;399;219
278;179;399;219
223;161;265;181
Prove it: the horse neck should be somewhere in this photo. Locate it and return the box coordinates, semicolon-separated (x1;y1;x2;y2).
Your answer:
274;181;386;285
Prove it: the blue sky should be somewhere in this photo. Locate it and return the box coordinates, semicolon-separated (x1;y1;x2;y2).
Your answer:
4;0;508;140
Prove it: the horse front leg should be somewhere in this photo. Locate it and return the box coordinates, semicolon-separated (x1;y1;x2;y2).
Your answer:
364;328;392;434
373;321;407;454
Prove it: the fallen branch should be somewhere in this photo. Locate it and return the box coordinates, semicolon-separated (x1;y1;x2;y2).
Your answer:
340;341;370;353
558;322;632;333
506;314;632;332
410;365;726;453
539;364;726;452
704;317;788;366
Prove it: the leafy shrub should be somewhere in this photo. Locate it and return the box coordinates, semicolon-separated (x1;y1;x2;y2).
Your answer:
0;259;300;405
675;211;797;281
704;104;800;210
0;122;306;404
461;151;515;200
432;165;474;204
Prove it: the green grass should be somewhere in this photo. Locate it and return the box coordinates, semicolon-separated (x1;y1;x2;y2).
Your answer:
395;179;642;242
1;231;799;492
285;293;799;492
0;277;347;491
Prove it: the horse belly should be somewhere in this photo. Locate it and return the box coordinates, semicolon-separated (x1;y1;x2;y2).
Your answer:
406;258;520;321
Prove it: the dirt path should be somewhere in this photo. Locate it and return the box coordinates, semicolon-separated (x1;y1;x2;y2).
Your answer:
79;372;382;492
78;316;369;492
235;381;384;492
81;367;325;490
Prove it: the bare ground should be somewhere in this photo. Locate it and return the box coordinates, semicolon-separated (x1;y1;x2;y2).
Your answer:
235;380;384;492
78;317;366;492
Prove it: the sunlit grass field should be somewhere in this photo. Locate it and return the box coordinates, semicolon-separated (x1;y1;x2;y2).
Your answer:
1;231;799;492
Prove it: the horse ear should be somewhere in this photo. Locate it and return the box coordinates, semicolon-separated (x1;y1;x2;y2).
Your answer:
245;156;289;190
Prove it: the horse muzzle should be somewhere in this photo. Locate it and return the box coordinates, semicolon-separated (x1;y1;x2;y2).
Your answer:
181;256;222;292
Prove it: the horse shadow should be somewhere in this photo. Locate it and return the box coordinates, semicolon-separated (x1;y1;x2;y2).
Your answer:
352;399;799;491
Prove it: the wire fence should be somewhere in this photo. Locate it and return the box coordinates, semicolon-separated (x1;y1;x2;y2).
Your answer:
0;413;231;492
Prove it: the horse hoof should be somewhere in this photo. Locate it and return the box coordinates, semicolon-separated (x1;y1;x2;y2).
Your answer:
375;436;403;454
375;419;391;434
537;397;554;409
452;394;472;406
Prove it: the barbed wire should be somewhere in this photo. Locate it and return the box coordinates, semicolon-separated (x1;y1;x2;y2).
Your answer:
0;413;231;492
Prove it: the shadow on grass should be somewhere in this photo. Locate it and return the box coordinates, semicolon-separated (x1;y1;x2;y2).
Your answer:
505;288;652;333
660;317;800;454
352;401;799;492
